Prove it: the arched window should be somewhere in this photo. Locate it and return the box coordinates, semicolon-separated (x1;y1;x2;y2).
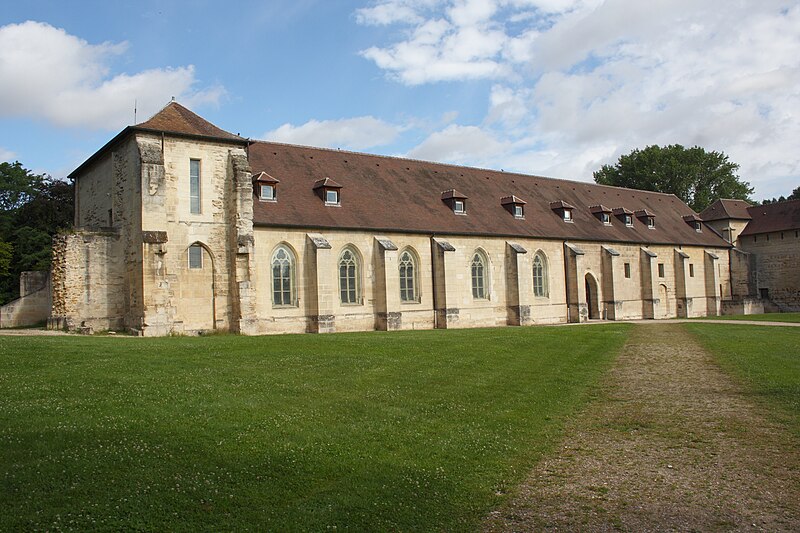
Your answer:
271;246;295;306
471;250;488;299
533;252;549;297
399;249;418;302
339;247;360;304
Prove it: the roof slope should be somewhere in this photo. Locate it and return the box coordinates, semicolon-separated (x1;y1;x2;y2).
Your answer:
249;141;729;247
741;199;800;235
136;101;244;141
699;199;752;221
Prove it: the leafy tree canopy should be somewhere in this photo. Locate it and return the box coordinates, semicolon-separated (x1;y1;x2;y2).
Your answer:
0;161;73;304
593;145;753;212
761;186;800;205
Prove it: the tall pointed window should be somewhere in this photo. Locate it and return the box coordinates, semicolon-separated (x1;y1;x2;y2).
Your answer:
271;246;295;306
399;249;418;302
533;252;549;297
471;250;488;299
189;159;201;214
339;248;360;304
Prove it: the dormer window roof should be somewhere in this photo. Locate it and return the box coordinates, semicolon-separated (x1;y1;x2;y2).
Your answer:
613;207;634;226
682;213;703;232
313;177;343;206
442;189;468;214
254;171;279;202
590;205;612;225
501;195;526;219
550;200;575;222
635;209;656;228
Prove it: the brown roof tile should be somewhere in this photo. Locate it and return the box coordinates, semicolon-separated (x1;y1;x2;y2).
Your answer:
699;198;752;221
136;101;244;142
741;199;800;235
248;141;730;247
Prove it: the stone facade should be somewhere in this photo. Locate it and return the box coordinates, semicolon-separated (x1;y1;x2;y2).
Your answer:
0;271;51;328
37;103;746;335
737;230;800;310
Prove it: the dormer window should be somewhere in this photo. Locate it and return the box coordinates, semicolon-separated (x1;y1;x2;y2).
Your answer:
442;189;468;215
635;209;656;229
612;207;634;227
550;200;575;223
501;195;526;219
253;171;279;202
590;205;612;225
682;214;703;232
313;177;343;206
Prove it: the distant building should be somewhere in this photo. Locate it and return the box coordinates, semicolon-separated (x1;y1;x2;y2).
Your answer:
701;198;800;311
6;102;770;334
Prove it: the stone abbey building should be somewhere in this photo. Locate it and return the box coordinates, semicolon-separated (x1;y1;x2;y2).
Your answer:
12;103;754;335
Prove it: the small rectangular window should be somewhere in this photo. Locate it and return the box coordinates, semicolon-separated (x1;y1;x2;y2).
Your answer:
689;264;695;277
602;213;611;224
454;200;465;214
658;263;665;278
563;209;572;221
325;189;339;205
754;235;758;242
648;217;655;228
625;215;633;226
189;159;201;214
766;233;770;241
188;245;203;269
695;221;702;232
260;184;275;201
624;262;631;278
514;205;524;218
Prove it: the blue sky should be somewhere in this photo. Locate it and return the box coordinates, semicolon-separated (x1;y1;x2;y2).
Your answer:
1;0;798;201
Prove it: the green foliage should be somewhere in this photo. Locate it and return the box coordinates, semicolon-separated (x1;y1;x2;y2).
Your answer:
593;145;753;212
0;325;629;531
0;161;73;304
0;241;11;279
686;323;800;437
761;186;800;205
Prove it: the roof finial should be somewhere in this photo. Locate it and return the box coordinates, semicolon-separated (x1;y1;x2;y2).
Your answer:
171;96;176;102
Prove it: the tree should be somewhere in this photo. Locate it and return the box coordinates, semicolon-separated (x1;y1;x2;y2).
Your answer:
0;162;73;304
593;145;753;212
762;186;800;205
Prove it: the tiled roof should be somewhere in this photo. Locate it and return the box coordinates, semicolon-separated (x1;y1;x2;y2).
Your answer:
699;199;752;221
136;101;245;142
248;141;730;247
740;199;800;235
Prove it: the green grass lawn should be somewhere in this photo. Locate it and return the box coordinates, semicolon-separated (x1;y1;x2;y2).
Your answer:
693;312;800;323
0;325;628;531
685;323;800;436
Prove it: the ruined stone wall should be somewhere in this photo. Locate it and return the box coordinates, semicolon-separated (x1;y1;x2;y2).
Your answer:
0;271;51;328
49;231;126;332
738;230;800;310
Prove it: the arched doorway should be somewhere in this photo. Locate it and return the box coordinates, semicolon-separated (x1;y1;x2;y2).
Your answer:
585;273;600;320
176;242;216;331
659;283;670;318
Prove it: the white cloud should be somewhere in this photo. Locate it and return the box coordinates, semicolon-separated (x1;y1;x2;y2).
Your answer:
407;124;510;163
0;147;16;162
263;116;401;150
359;1;800;198
0;21;224;130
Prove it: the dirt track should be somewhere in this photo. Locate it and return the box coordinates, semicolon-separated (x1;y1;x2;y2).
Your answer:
485;323;800;532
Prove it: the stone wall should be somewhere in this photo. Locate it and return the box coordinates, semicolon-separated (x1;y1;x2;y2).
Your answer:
0;271;51;328
738;230;800;310
49;231;127;332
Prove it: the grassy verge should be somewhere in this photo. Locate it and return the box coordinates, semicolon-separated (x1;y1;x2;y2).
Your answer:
692;312;800;323
0;325;628;531
684;323;800;436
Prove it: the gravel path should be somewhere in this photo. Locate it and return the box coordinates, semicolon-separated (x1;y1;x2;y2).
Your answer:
484;323;800;532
